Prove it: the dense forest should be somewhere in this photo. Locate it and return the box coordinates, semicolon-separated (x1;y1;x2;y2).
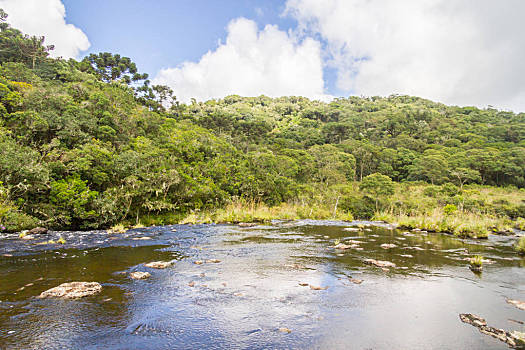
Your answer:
0;11;524;232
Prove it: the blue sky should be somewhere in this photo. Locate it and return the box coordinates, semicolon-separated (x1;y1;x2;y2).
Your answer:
1;0;525;111
62;0;296;77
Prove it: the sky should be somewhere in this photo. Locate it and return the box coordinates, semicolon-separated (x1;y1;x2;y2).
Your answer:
0;0;524;112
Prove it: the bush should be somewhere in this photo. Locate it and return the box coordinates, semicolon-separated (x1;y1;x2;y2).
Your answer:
423;185;440;197
443;204;458;215
440;183;460;197
340;195;375;219
0;205;39;232
49;176;99;229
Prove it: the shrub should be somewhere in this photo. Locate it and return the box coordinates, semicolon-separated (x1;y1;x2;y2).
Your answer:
443;204;458;215
440;183;460;197
340;195;375;219
423;185;440;197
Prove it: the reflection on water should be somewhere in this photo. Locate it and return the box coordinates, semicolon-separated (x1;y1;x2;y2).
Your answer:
0;221;524;349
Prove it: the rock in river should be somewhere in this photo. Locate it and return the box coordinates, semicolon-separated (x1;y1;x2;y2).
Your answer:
28;227;48;235
278;327;292;333
309;285;329;290
38;282;102;299
144;261;172;269
130;272;151;280
459;313;525;348
205;259;221;263
363;259;396;268
334;243;359;250
507;299;525;311
349;278;363;284
380;243;397;249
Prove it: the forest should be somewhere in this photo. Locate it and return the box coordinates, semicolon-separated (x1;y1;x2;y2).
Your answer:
0;11;524;236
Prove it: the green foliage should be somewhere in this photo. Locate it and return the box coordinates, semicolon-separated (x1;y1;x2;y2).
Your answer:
443;204;458;215
80;52;147;84
0;14;523;232
360;173;395;197
49;177;98;229
470;255;483;267
359;173;394;212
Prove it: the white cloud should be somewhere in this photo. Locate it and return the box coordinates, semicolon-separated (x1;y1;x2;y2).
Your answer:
154;17;329;103
286;0;525;112
0;0;90;59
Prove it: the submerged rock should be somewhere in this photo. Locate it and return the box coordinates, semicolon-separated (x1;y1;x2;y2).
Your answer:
309;285;329;290
363;259;396;268
130;272;151;280
28;227;48;235
469;265;483;273
380;243;397;249
334;243;359;250
39;282;102;299
403;246;425;251
346;239;362;244
238;222;258;227
349;278;363;284
459;313;524;348
132;236;152;241
144;261;172;269
507;299;525;311
284;263;307;269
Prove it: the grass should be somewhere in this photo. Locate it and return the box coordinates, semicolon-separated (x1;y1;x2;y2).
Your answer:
515;236;525;255
179;200;353;225
374;208;514;239
469;255;483;267
108;223;127;234
516;217;525;231
108;182;523;243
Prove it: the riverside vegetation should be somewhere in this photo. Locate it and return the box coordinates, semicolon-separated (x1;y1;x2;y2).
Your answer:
0;11;524;240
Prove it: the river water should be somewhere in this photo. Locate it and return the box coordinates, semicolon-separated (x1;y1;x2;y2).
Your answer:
0;220;524;349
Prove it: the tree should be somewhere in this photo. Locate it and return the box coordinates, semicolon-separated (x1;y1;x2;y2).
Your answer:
450;167;481;190
309;144;356;186
409;151;449;185
359;173;394;212
80;52;148;84
19;35;54;69
0;9;54;68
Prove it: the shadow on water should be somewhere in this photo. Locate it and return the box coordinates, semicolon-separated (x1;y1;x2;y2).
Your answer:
0;221;524;349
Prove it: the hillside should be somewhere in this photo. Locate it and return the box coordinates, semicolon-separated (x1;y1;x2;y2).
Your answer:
0;14;524;232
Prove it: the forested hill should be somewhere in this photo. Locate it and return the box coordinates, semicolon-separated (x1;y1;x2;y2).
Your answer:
0;12;524;231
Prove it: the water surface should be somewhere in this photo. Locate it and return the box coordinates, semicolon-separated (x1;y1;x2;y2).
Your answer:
1;221;524;349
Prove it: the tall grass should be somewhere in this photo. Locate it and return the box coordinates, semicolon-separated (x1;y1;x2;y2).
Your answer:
179;200;353;224
374;208;513;238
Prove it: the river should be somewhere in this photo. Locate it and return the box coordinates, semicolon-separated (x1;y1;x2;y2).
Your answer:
1;220;524;349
